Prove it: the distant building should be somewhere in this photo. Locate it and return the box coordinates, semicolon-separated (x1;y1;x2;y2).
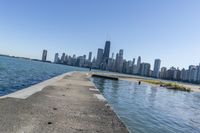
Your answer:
42;50;47;61
166;67;176;80
160;67;167;79
135;56;141;74
88;52;92;62
61;53;66;63
197;65;200;83
188;65;198;82
106;58;114;71
153;59;161;78
173;68;181;81
140;63;151;76
116;49;123;73
54;53;59;63
77;56;84;67
96;48;104;67
102;41;111;65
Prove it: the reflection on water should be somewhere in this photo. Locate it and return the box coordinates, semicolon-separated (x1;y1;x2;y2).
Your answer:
92;77;200;133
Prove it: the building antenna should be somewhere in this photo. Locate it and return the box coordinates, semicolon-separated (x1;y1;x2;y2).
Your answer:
106;33;111;41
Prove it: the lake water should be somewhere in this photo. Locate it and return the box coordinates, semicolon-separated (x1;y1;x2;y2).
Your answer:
92;77;200;133
0;56;86;96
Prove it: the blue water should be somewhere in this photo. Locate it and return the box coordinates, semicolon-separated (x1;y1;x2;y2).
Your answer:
92;77;200;133
0;56;86;96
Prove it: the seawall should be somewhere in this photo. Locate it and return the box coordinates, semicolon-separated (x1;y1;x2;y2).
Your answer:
0;71;129;133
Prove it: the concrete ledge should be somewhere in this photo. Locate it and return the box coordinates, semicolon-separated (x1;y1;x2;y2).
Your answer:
0;72;74;99
92;74;119;80
0;71;129;132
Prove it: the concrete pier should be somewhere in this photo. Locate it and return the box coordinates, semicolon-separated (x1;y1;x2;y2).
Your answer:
0;72;129;133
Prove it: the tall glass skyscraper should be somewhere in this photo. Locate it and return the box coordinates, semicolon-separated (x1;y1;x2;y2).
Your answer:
153;59;161;78
42;50;47;61
102;41;111;63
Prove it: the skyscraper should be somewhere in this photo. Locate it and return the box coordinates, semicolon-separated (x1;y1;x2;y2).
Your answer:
102;41;111;63
61;53;66;63
42;50;47;61
54;53;59;63
140;63;151;76
113;49;124;73
88;52;92;62
153;59;161;78
135;56;141;74
96;48;104;67
118;49;124;73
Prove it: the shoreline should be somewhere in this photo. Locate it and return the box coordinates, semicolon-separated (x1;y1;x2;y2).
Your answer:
92;71;200;92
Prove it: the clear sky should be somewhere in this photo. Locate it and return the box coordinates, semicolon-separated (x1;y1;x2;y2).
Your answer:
0;0;200;69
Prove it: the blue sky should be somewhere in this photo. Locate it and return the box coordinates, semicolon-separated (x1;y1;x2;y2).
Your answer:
0;0;200;69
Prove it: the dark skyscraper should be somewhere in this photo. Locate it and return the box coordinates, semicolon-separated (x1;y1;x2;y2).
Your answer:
96;48;104;67
102;41;111;63
54;53;59;63
135;56;141;74
42;50;47;61
61;53;66;63
88;52;92;62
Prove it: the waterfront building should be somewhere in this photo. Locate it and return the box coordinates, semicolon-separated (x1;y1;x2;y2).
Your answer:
135;56;141;74
132;58;135;66
153;59;161;78
102;41;111;63
88;52;92;62
77;56;84;67
42;50;48;61
196;65;200;83
64;55;69;64
188;66;198;82
61;53;66;63
180;68;187;81
173;68;181;80
166;67;176;80
118;49;124;73
188;65;197;82
140;63;151;76
127;60;133;74
107;58;114;71
96;48;104;68
160;67;167;79
114;49;124;73
101;41;111;69
54;53;59;63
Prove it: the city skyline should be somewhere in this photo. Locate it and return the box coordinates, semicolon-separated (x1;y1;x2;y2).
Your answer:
48;40;200;84
1;0;200;68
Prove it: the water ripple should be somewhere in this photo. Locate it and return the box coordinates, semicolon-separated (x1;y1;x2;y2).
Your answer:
92;77;200;133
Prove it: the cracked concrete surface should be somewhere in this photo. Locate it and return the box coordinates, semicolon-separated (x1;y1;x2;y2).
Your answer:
0;72;129;133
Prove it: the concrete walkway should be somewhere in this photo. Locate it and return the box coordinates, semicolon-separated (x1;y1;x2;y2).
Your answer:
0;72;129;133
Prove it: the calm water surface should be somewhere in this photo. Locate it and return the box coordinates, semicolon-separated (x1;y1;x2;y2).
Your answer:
92;77;200;133
0;56;86;96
